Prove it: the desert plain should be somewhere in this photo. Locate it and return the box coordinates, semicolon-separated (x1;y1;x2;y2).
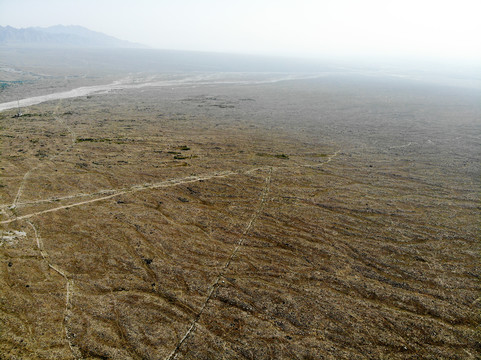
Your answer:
0;51;480;359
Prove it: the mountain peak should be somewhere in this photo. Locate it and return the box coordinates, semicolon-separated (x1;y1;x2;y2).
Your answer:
0;25;147;48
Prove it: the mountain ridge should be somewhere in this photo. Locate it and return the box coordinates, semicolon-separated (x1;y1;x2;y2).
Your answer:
0;25;147;48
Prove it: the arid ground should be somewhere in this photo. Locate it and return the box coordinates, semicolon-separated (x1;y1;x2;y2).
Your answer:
1;64;480;359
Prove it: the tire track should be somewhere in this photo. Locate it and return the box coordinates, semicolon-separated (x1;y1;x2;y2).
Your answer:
165;168;272;360
1;170;252;211
1;171;238;225
1;150;341;224
11;169;34;209
299;149;341;168
26;220;82;359
1;191;113;209
389;142;413;149
10;100;76;210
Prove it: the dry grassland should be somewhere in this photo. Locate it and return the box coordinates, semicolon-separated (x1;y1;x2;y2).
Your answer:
0;75;480;359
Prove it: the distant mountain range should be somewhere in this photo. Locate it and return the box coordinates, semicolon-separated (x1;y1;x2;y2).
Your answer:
0;25;146;48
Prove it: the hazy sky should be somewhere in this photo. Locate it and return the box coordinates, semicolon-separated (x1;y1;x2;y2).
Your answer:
1;0;480;61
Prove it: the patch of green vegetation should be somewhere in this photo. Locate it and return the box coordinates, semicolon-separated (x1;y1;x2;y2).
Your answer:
256;153;289;159
174;154;188;160
179;145;190;151
0;80;25;90
168;151;181;155
76;138;112;143
305;153;328;158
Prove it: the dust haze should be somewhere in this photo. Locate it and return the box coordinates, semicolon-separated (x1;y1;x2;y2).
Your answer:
0;1;480;359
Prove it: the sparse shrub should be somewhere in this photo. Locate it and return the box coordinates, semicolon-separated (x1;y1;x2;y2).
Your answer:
256;153;289;159
174;154;188;159
76;138;111;143
35;150;47;158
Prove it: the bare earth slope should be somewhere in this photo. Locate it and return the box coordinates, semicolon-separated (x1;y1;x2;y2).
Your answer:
0;75;480;359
